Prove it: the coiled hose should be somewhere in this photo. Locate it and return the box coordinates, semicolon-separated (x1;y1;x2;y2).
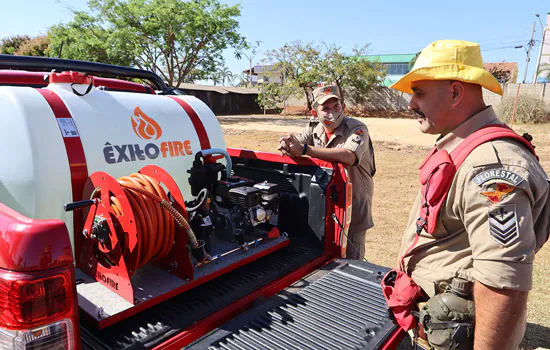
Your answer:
92;173;198;272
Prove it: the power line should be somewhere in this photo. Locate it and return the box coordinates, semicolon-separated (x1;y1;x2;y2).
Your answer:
372;36;532;55
482;44;525;52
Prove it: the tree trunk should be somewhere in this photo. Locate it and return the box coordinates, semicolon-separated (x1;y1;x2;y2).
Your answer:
303;86;312;111
336;82;345;105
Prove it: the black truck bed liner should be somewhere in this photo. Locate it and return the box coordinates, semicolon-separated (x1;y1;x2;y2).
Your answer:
187;260;398;350
80;241;324;350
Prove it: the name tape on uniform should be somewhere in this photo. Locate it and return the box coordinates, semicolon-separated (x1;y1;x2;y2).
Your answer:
473;168;524;186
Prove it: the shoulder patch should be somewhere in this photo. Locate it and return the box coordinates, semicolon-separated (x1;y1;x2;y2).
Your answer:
488;204;519;246
481;183;515;203
473;168;525;186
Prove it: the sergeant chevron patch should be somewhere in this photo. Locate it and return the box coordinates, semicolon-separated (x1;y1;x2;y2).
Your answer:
488;204;519;246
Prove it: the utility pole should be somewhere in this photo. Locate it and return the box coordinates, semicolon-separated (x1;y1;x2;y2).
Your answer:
262;63;266;116
533;14;546;83
249;58;253;88
237;41;262;88
283;43;288;119
523;20;537;83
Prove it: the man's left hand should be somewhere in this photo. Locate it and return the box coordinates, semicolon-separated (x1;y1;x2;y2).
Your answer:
286;134;305;157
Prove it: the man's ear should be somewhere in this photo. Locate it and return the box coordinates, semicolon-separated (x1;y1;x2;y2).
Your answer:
450;81;465;107
341;102;346;113
311;109;318;118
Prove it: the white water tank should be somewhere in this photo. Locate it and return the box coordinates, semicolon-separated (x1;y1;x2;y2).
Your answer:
0;72;226;251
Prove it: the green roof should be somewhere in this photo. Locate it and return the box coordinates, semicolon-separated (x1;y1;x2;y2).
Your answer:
362;54;417;64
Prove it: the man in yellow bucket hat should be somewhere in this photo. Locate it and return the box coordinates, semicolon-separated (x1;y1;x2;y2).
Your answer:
388;40;550;349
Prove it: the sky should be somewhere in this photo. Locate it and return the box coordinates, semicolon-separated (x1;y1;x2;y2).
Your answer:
0;0;548;84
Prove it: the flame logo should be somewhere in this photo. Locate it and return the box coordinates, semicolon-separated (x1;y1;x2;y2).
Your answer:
481;183;515;204
131;107;162;140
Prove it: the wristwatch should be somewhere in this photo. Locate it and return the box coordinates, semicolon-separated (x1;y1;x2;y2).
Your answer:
302;143;309;156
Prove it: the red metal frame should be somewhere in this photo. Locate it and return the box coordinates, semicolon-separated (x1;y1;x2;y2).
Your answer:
139;165;195;280
227;148;333;168
79;171;139;304
96;238;289;329
227;147;349;257
79;166;195;304
0;70;156;94
153;254;332;350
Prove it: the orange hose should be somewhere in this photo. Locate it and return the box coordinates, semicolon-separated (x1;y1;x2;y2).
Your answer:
92;173;195;275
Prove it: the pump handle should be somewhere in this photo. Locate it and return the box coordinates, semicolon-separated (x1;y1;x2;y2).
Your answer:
64;199;98;212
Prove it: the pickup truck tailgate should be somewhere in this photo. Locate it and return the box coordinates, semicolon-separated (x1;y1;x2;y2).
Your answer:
187;260;399;350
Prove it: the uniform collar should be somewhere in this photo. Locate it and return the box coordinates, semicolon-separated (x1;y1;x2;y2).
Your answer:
436;106;500;152
313;116;349;145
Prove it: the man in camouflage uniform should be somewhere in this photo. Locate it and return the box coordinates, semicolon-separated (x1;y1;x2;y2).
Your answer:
278;85;376;260
390;40;550;349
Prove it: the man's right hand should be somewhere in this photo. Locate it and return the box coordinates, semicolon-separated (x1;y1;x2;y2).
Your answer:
278;134;305;157
278;135;292;156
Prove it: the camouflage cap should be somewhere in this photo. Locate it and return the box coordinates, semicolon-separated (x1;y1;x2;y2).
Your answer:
312;85;341;105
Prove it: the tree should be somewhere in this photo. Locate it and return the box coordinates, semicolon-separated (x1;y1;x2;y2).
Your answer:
219;67;234;86
16;35;50;57
48;11;133;66
265;41;321;110
486;61;517;83
211;70;223;86
234;72;249;87
48;0;246;87
1;34;50;57
235;40;262;87
1;35;31;55
317;43;386;106
257;82;283;111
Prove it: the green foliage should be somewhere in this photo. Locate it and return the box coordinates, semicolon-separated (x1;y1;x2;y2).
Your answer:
1;34;50;56
257;82;283;111
48;0;246;86
317;43;386;106
15;35;50;57
211;66;234;86
264;41;321;110
48;11;133;65
266;41;386;109
235;40;261;88
498;95;550;124
0;35;31;54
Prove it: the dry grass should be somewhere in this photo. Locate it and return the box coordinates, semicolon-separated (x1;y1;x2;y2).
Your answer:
221;121;550;349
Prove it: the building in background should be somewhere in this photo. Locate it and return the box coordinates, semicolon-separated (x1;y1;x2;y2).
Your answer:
175;83;260;115
484;62;519;83
242;64;283;86
363;53;418;86
534;12;550;83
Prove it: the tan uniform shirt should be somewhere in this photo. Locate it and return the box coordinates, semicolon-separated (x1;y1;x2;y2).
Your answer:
400;106;550;296
296;116;376;232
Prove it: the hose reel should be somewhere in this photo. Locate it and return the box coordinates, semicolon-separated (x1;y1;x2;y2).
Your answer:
69;165;201;304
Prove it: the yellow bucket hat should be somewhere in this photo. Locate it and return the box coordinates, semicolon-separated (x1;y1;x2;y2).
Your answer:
390;40;503;96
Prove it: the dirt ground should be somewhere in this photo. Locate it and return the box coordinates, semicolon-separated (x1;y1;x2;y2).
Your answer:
220;115;550;350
